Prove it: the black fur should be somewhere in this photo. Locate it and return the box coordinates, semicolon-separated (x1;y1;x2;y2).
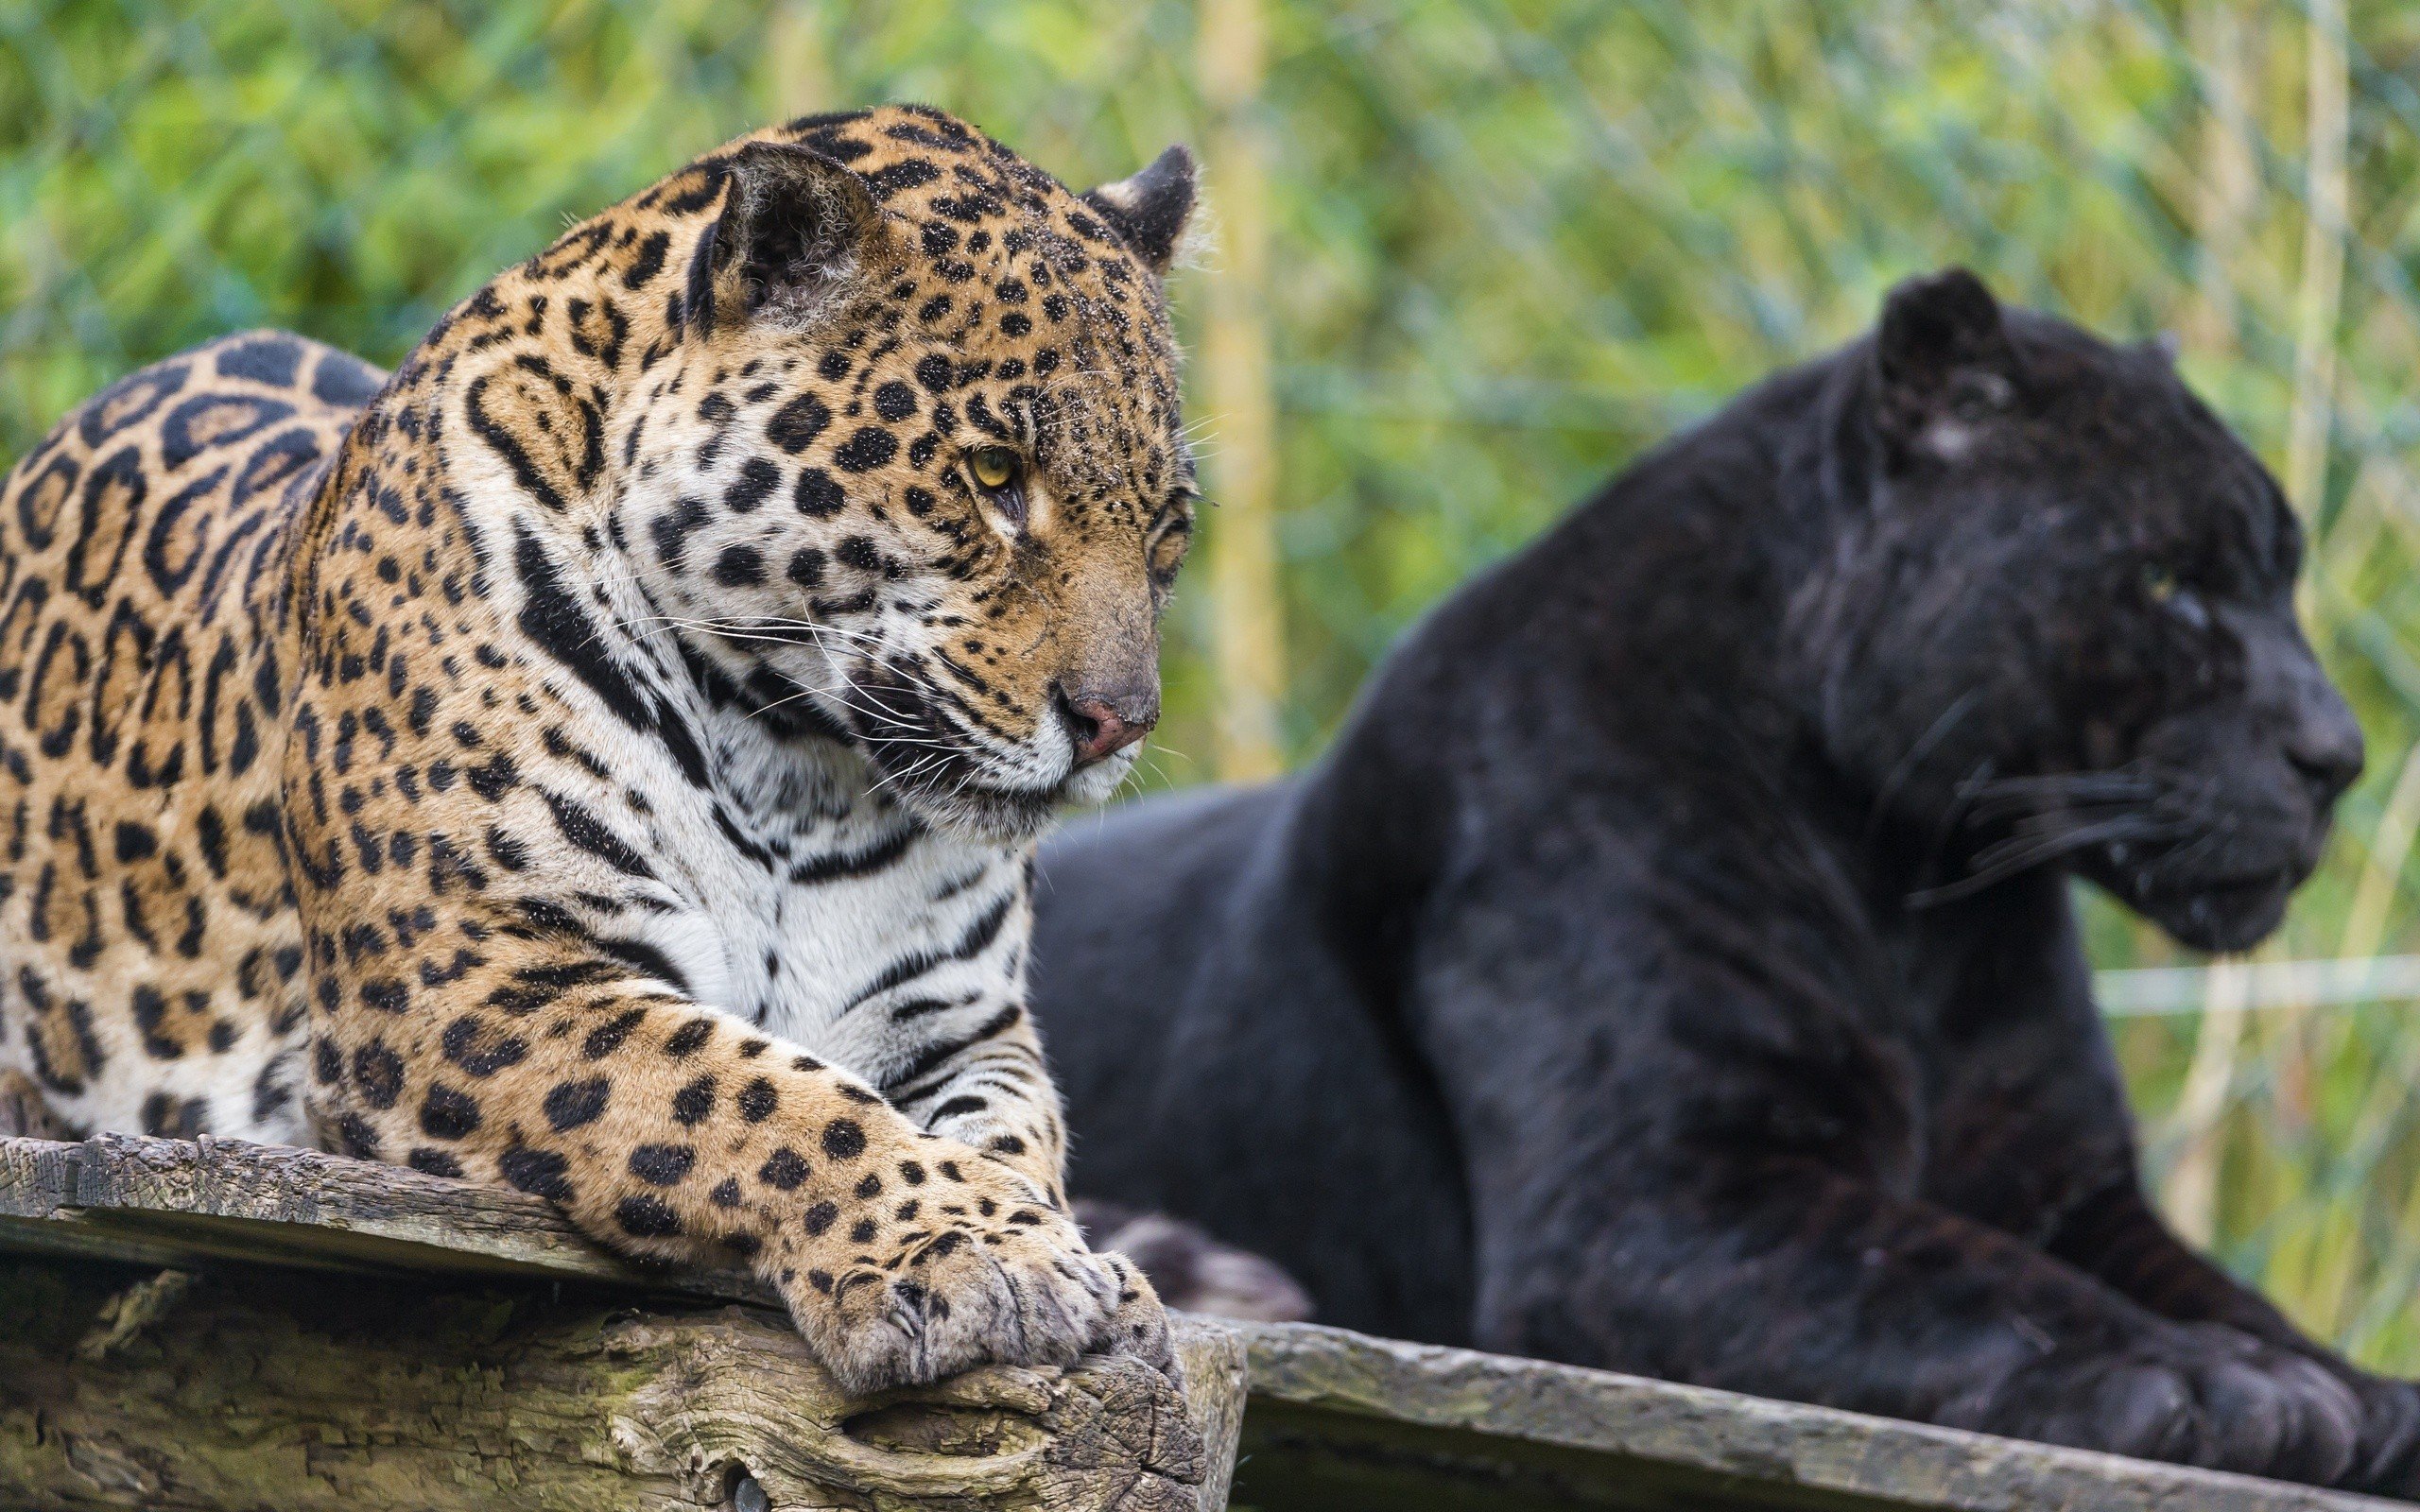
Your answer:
1079;146;1196;276
1072;1198;1313;1323
1033;271;2420;1494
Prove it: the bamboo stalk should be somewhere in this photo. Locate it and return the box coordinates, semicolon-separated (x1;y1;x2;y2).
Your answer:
759;3;837;121
2283;0;2350;517
2339;730;2420;964
2163;955;2255;1248
2267;0;2356;1209
1196;0;1286;782
2182;1;2258;358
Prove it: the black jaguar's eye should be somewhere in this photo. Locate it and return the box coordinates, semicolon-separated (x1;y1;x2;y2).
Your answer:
2143;560;2214;630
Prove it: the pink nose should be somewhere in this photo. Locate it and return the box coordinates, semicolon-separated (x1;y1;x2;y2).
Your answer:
1060;690;1156;766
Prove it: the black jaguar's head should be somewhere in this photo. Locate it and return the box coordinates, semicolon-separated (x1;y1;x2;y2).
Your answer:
1797;267;2362;952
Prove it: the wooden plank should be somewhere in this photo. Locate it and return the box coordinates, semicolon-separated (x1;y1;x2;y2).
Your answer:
0;1135;2395;1512
1227;1322;2404;1512
0;1132;768;1301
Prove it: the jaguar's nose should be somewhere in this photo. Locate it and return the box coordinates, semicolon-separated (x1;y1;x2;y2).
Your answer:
1056;681;1157;766
2284;679;2365;807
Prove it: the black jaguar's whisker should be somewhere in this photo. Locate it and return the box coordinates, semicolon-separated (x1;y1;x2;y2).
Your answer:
1909;812;2185;907
1863;688;1983;847
1961;770;2161;816
2155;812;2241;881
1962;790;2153;826
1976;768;2161;796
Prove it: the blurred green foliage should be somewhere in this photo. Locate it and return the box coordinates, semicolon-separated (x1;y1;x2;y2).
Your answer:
10;0;2420;1367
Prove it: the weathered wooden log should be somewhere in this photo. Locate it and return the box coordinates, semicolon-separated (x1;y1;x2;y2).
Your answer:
3;1258;1238;1512
0;1134;2402;1511
0;1136;1241;1511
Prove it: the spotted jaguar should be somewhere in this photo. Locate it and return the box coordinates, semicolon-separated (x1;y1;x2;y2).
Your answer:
0;104;1199;1393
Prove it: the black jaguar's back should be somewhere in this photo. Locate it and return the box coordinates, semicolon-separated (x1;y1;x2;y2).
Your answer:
1044;774;1478;1338
1040;354;1834;1340
1036;272;2420;1496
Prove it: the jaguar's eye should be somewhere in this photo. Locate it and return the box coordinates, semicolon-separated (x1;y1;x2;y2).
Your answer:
2142;560;2213;629
969;446;1020;492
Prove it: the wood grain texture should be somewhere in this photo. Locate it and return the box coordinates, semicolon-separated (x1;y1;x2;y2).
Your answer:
1;1258;1235;1512
0;1135;2398;1512
1227;1320;2408;1511
0;1131;766;1298
0;1134;1237;1512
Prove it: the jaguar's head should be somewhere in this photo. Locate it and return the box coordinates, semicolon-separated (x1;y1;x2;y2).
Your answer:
627;107;1197;842
1797;268;2362;951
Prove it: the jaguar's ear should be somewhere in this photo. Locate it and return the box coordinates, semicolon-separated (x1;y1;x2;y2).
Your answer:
1873;267;2023;463
1080;146;1198;277
688;141;887;337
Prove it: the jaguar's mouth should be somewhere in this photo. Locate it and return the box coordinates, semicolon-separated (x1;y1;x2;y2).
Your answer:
2116;860;2302;954
847;721;1068;843
833;663;1124;842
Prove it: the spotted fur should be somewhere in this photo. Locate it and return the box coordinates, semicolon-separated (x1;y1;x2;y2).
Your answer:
0;106;1198;1393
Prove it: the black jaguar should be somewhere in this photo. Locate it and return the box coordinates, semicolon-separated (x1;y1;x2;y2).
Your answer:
1033;270;2420;1494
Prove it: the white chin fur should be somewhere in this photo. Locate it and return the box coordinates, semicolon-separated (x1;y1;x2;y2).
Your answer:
900;745;1135;845
1061;747;1139;807
903;771;1060;846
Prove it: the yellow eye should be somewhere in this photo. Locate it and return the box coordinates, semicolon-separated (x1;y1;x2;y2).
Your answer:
2142;562;2178;602
969;447;1020;491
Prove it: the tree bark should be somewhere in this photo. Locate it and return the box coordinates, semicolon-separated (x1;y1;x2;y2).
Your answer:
0;1136;1242;1511
1;1259;1239;1511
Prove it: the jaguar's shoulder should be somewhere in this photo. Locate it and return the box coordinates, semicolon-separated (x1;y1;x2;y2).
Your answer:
2;329;385;556
11;330;385;476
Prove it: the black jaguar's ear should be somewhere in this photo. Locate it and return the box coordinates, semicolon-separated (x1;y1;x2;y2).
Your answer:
1080;146;1198;276
1873;267;2023;461
687;141;887;337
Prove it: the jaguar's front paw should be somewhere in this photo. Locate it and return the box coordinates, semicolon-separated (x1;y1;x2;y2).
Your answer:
776;1152;1131;1396
2337;1369;2420;1497
1095;1249;1181;1386
1985;1322;2363;1487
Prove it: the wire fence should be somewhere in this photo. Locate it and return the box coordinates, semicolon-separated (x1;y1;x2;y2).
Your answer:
2101;957;2420;1015
9;0;2420;1364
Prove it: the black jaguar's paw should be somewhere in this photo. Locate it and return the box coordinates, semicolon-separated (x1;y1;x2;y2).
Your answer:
1994;1324;2363;1487
1074;1198;1314;1324
2335;1370;2420;1498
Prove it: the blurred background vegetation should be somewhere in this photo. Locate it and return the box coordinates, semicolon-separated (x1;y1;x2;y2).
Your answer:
9;0;2420;1368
